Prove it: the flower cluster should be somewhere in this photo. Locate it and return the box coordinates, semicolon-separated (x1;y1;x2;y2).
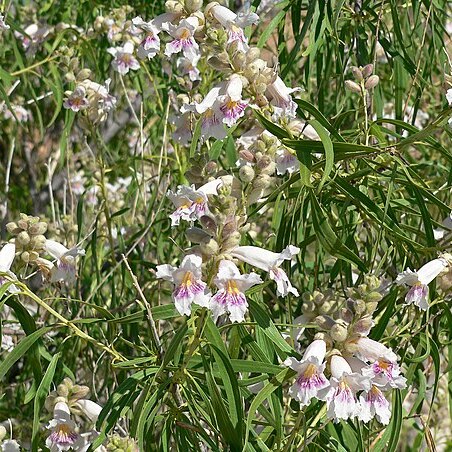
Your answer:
3;214;85;286
286;277;406;424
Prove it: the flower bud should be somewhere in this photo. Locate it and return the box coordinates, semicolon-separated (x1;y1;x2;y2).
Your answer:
16;231;31;246
364;75;379;90
340;307;353;324
345;80;361;93
239;150;255;163
351;66;363;81
352;316;374;335
329;322;349;342
246;47;261;62
17;219;29;230
201;238;219;256
302;300;315;313
28;221;48;235
185;0;203;12
76;68;92;82
72;385;90;400
28;251;39;262
57;383;70;397
166;1;184;14
207;56;230;71
205;161;217;174
30;235;46;250
313;332;333;348
361;64;374;78
6;222;20;234
239;165;255;183
186;227;211;243
315;315;335;330
365;291;382;303
252;174;272;191
199;215;217;233
0;425;6;441
365;301;378;314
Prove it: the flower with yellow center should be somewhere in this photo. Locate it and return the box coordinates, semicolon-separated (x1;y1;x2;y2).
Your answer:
210;260;262;323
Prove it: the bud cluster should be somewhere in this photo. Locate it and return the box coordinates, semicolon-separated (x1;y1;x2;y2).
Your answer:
345;64;380;93
106;434;139;452
6;214;48;264
44;377;91;414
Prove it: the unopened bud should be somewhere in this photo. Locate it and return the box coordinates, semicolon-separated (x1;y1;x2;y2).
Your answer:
330;322;349;342
361;64;374;78
17;219;29;230
364;75;379;90
301;300;315;313
199;215;217;233
166;1;184;14
57;384;70;397
201;238;219;256
30;235;46;250
345;80;361;93
186;227;211;243
207;56;230;71
185;0;203;12
365;291;383;303
315;315;335;330
352;316;374;335
28;222;48;235
340;308;353;324
351;66;363;81
239;150;255;163
0;425;6;441
366;301;378;314
16;231;31;246
239;165;255;183
76;68;92;82
205;161;217;174
252;174;271;191
6;222;20;234
28;251;39;262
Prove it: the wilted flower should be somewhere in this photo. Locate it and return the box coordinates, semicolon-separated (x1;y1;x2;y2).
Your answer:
167;179;222;226
107;42;140;75
156;254;211;316
231;244;300;296
285;340;330;406
210;260;262;323
396;257;448;310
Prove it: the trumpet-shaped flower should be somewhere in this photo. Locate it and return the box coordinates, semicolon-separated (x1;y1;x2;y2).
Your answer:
165;17;200;63
285;340;330;406
209;4;258;52
132;17;161;60
156;254;211;316
210;260;262;323
45;240;85;284
396;257;448;310
0;243;19;293
107;42;140;75
266;76;300;118
167;179;222;226
358;385;391;425
318;355;371;422
218;75;248;127
231;244;300;296
46;402;78;451
177;56;201;82
75;399;103;422
63;86;89;112
275;148;300;175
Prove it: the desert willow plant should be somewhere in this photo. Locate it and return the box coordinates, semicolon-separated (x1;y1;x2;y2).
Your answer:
1;0;452;450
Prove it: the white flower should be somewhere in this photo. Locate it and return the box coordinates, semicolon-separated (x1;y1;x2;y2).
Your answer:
433;212;452;240
177;56;201;82
358;385;391;425
218;75;248;127
156;254;211;316
318;355;371;422
132;16;161;59
63;86;89;112
45;240;85;284
0;14;10;30
209;4;258;52
192;86;227;140
275;148;300;175
0;243;19;293
167;179;222;226
107;42;140;75
46;402;79;451
210;260;262;323
396;257;448;310
446;88;452;106
231;244;300;296
266;76;300;118
75;399;103;422
165;17;200;63
284;340;330;406
1;440;20;452
81;79;117;112
353;337;398;363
